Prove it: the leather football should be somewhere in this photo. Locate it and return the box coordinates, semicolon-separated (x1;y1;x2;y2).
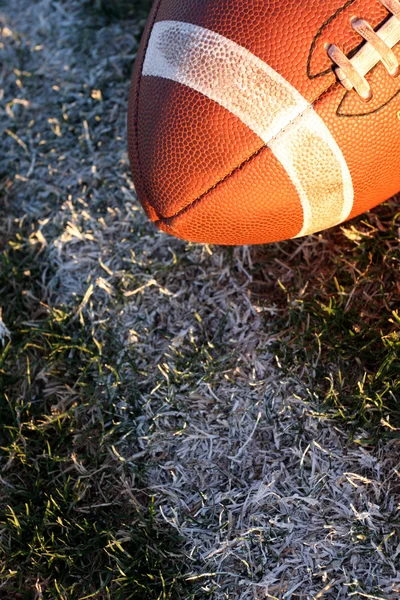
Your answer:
128;0;400;245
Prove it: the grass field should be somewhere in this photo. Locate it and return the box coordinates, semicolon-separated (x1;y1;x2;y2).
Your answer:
1;1;400;598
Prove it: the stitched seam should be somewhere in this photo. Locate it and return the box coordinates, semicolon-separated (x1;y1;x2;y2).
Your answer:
145;0;356;227
156;143;268;226
134;0;165;221
155;78;339;227
307;0;358;79
337;87;400;116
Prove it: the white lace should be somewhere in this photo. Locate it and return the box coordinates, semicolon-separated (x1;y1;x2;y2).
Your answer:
327;0;400;100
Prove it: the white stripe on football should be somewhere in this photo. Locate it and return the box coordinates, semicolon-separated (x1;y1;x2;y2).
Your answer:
143;20;354;236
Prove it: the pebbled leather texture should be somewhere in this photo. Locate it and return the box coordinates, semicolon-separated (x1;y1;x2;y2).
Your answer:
128;0;400;245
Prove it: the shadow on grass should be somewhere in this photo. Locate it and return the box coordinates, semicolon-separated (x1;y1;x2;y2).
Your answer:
250;199;400;444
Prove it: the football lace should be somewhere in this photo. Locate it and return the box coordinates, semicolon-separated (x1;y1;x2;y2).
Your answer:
326;0;400;101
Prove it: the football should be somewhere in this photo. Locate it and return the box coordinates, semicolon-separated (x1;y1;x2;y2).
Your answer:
128;0;400;245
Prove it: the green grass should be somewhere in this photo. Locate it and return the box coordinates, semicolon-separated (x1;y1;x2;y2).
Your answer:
251;200;400;443
1;198;398;600
0;228;191;600
2;0;400;595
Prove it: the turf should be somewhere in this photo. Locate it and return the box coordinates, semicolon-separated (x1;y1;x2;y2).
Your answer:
1;1;400;599
250;203;400;443
0;209;191;600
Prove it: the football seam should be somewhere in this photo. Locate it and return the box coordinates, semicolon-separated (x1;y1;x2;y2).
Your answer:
154;80;339;228
337;87;400;117
134;2;346;227
307;0;357;79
